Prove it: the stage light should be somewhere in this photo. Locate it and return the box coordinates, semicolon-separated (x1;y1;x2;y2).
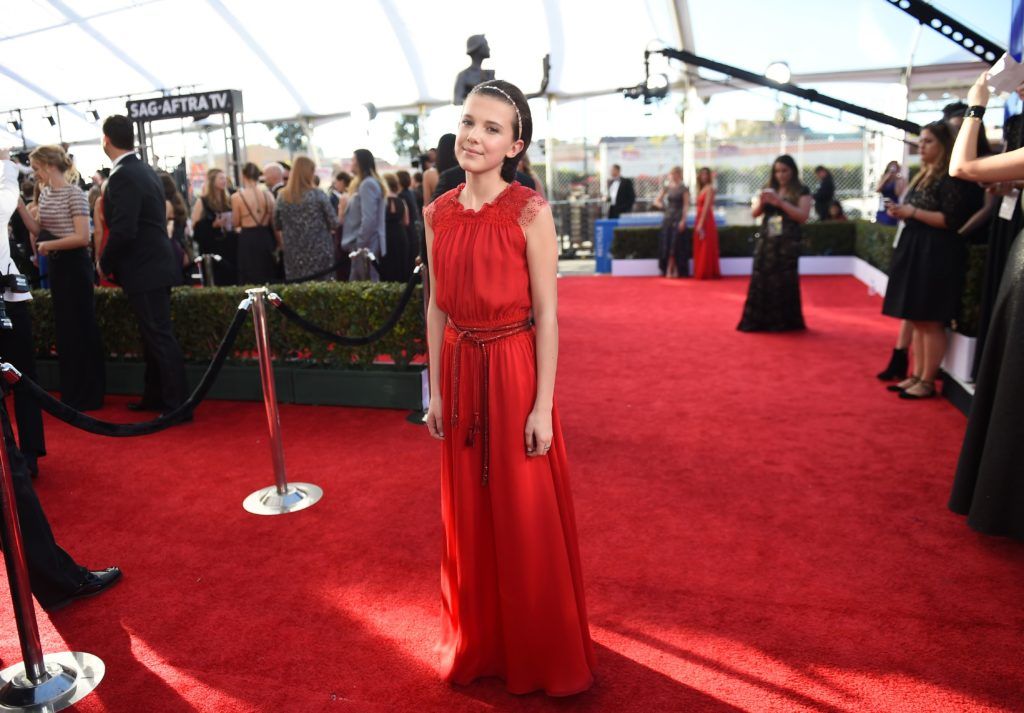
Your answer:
7;120;20;131
88;109;100;121
45;114;56;127
765;62;792;85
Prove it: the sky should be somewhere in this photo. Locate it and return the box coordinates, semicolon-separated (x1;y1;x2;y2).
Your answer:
0;0;1010;172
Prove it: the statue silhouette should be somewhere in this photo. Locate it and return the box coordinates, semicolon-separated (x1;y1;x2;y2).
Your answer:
453;35;496;104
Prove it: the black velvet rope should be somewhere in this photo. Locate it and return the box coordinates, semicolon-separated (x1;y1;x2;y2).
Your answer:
14;305;250;437
272;269;421;346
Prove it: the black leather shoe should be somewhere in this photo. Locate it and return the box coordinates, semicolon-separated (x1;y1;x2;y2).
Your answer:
43;567;122;612
127;401;163;412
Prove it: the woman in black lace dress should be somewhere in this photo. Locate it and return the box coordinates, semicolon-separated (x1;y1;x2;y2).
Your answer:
881;121;976;399
738;154;811;332
947;72;1024;539
653;166;690;278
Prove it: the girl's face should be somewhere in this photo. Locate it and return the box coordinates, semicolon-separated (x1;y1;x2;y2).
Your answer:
215;172;228;191
351;155;362;178
668;168;682;183
918;129;942;166
773;161;793;187
31;160;56;186
457;93;523;177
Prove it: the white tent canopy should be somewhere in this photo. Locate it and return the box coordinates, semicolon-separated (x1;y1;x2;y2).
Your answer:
0;0;1006;155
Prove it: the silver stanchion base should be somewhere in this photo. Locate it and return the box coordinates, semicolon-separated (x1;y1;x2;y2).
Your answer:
0;651;104;711
242;483;323;516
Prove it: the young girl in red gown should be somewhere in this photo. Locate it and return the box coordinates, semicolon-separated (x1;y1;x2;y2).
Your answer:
692;167;721;279
423;80;595;696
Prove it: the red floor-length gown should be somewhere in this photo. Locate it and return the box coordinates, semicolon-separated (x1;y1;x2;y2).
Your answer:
425;181;595;696
692;189;721;280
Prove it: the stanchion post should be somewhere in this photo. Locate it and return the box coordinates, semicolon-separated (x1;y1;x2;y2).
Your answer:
0;363;104;709
241;289;323;516
196;254;222;287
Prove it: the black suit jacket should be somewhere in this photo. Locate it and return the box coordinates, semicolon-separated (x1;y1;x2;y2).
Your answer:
609;177;635;219
100;155;181;293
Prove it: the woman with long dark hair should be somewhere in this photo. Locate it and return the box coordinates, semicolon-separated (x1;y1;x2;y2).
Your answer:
158;172;189;282
881;121;977;399
16;145;105;410
692;167;720;279
738;154;811;332
342;149;386;282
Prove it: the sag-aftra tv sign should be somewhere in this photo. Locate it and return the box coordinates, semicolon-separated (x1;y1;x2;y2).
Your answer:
127;90;243;121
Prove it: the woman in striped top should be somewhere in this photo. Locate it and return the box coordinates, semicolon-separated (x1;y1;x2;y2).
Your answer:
16;145;105;411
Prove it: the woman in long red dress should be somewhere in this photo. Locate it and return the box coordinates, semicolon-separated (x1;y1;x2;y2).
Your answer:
423;80;595;696
692;167;721;279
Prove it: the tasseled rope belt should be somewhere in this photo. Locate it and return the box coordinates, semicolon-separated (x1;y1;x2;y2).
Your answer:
447;317;534;486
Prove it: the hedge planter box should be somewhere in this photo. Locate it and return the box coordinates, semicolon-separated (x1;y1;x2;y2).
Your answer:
34;360;427;411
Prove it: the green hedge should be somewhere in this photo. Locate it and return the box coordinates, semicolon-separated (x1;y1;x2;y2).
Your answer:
610;219;986;337
29;282;425;368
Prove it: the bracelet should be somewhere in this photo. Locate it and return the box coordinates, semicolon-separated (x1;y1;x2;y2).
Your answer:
965;105;985;120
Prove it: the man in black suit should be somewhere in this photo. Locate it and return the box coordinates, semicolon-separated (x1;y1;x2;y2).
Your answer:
0;394;121;610
99;115;187;414
607;164;635;219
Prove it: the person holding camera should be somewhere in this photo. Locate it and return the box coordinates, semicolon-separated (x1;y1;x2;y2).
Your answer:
738;155;811;332
0;149;45;476
15;145;106;412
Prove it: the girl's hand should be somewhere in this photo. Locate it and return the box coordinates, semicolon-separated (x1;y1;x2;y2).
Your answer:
677;220;686;233
967;70;989;108
695;226;705;240
426;396;445;440
525;408;553;457
37;242;52;256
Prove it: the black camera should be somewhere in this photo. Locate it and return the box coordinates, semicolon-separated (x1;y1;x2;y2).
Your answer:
12;151;30;167
0;274;31;294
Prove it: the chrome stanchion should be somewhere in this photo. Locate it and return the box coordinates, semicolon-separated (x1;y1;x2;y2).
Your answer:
0;364;104;710
241;289;323;515
195;253;222;287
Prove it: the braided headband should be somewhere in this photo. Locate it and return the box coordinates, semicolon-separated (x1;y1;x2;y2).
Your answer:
469;85;522;137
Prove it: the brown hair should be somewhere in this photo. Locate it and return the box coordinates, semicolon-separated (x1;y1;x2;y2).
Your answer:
909;121;952;192
382;172;400;195
281;155;317;204
201;168;230;212
29;145;72;173
696;167;713;189
241;162;261;182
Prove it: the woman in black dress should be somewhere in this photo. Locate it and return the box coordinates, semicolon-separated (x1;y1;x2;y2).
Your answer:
230;163;278;284
15;145;105;411
880;122;976;399
190;168;237;285
380;173;409;282
652;166;690;278
159;172;190;284
947;72;1024;539
738;154;811;332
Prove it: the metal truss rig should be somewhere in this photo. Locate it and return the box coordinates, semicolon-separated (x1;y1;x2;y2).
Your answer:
885;0;1004;64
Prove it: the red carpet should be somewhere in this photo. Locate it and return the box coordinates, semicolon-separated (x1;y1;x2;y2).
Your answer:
1;275;1021;712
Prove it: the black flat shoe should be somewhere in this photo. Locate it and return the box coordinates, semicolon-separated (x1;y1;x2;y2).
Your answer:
899;380;936;400
887;376;919;393
43;567;122;612
24;453;38;478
